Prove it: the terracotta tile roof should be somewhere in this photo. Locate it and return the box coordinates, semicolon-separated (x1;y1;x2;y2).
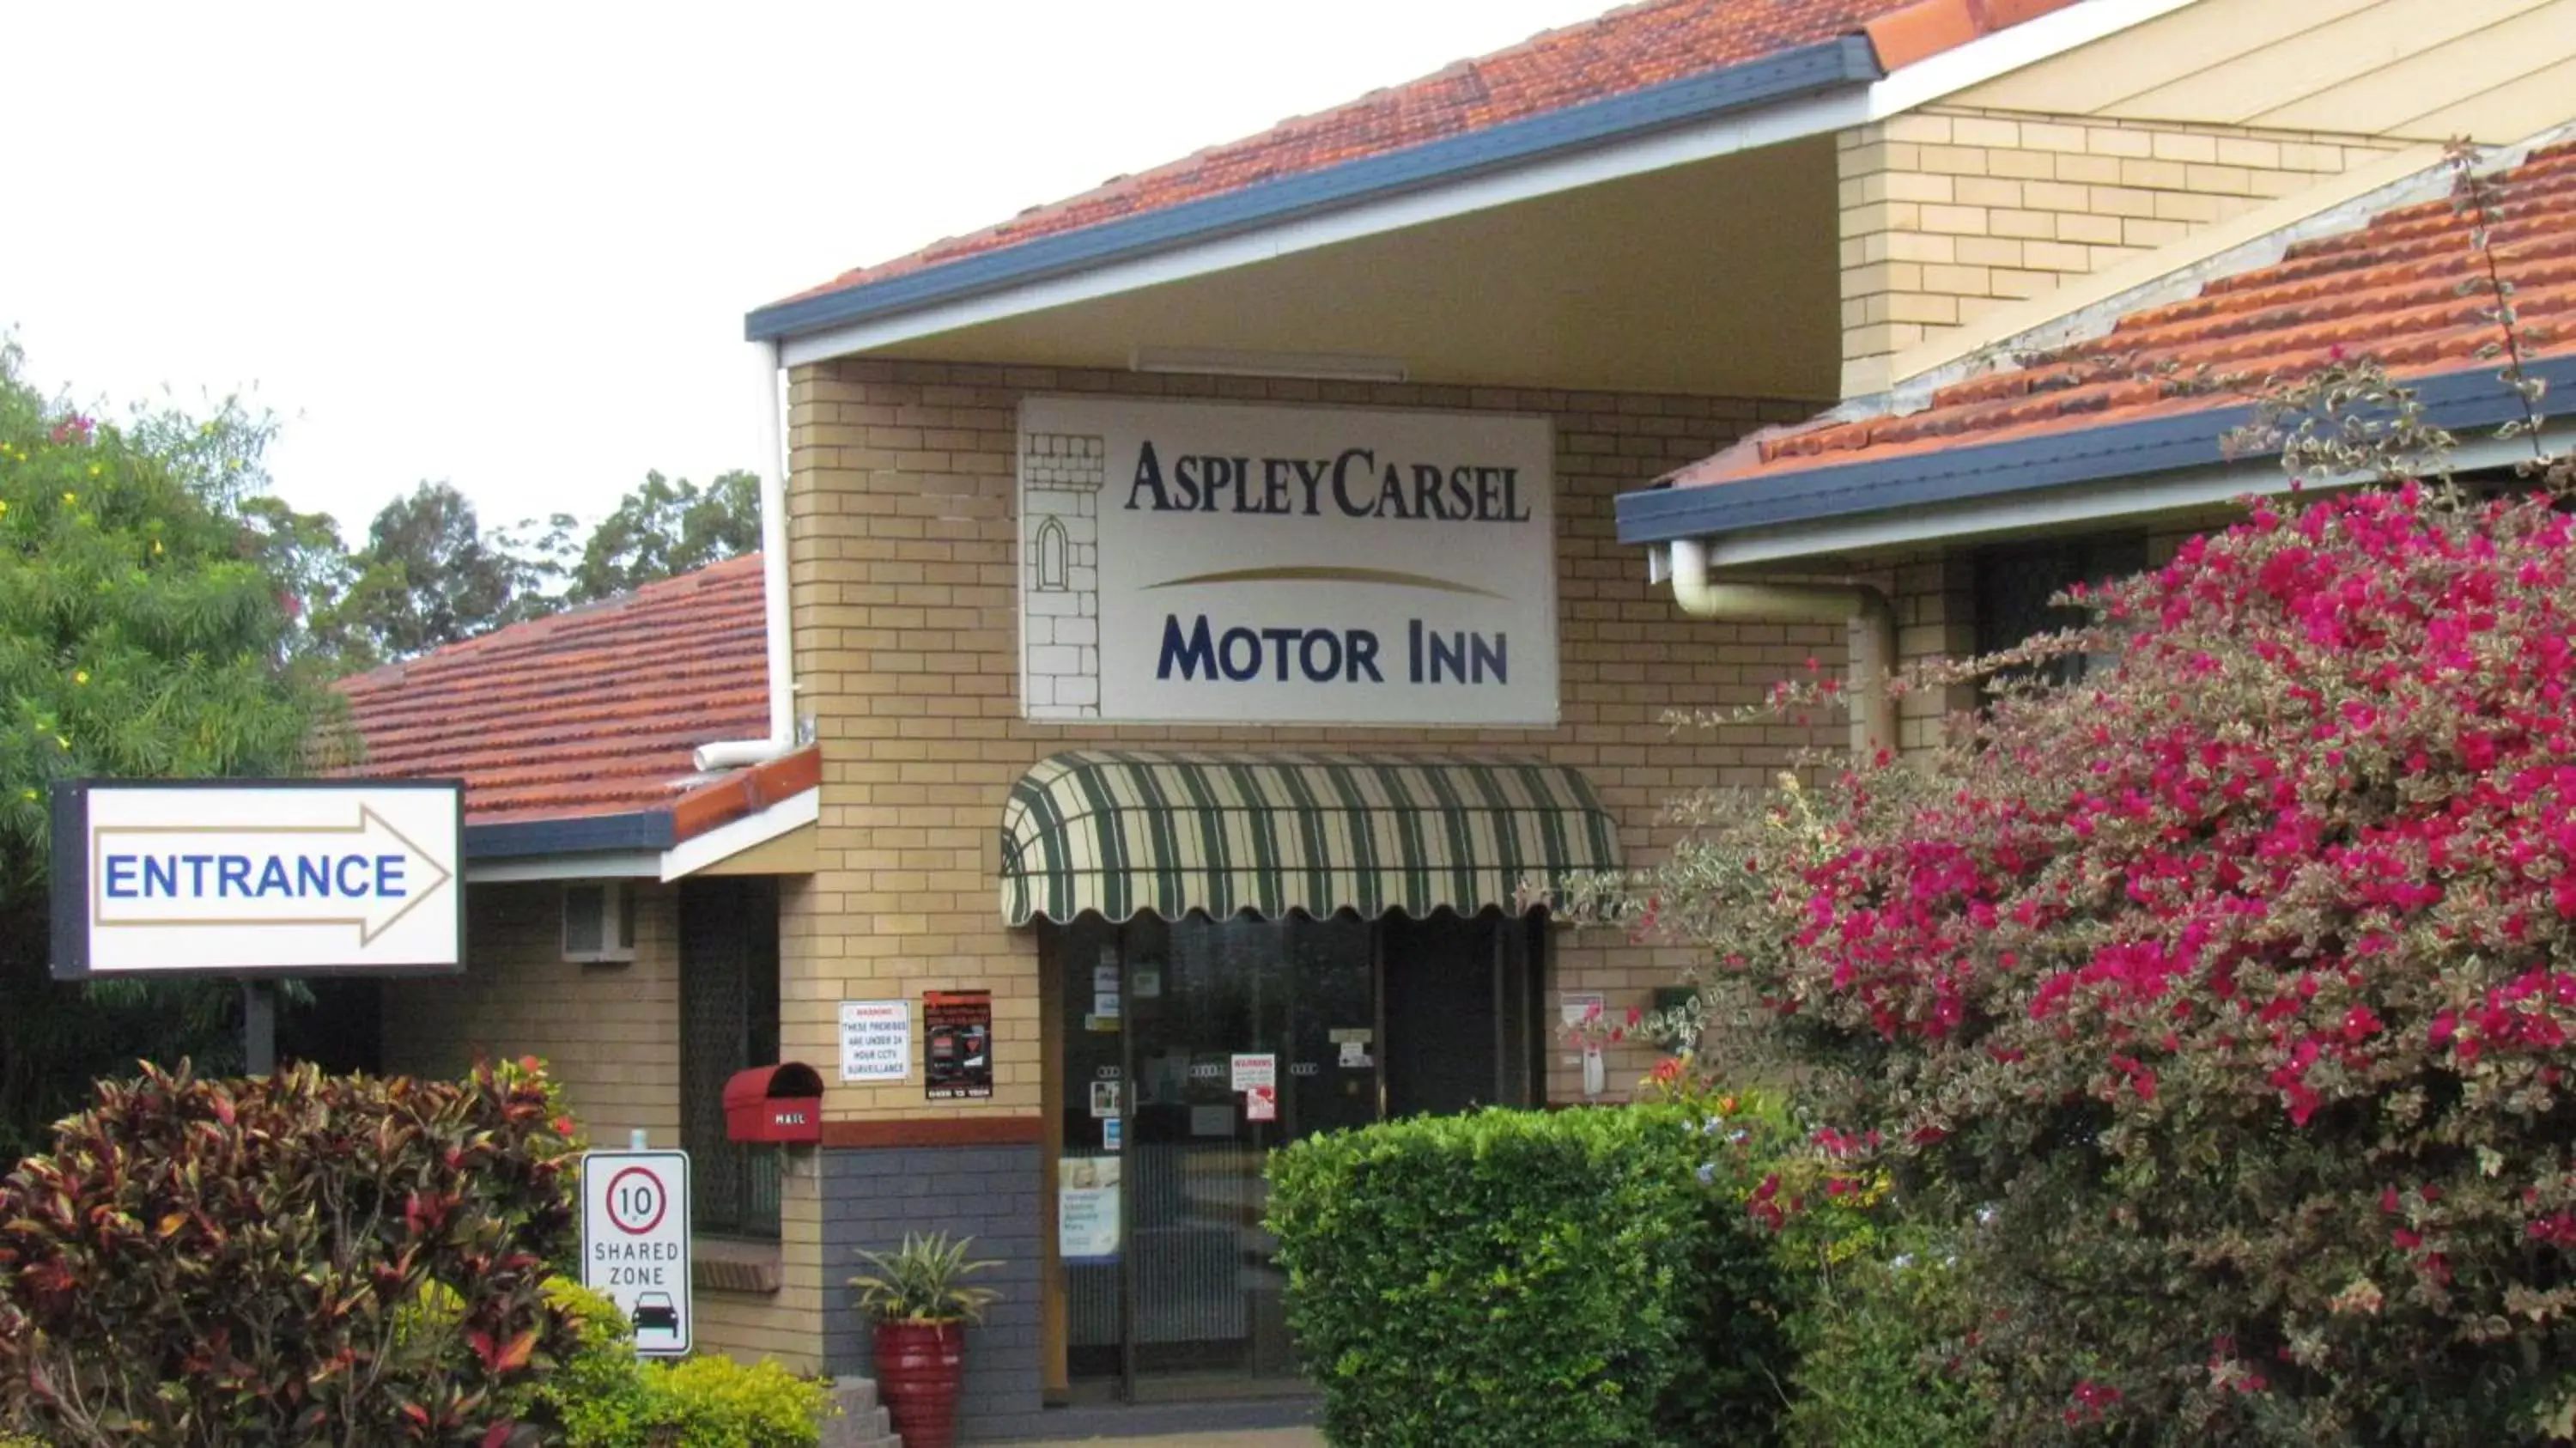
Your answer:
335;555;783;830
1666;140;2576;491
768;0;2075;313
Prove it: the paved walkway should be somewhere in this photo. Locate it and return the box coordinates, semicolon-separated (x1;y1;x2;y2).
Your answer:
1005;1422;1329;1433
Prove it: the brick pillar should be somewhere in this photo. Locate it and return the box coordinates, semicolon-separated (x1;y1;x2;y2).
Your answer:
1893;553;1978;754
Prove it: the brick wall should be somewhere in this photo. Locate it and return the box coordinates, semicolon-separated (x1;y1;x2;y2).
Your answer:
823;1145;1048;1441
780;359;1844;1120
384;879;829;1372
697;1160;829;1372
1889;554;1979;753
382;879;680;1148
1838;106;2403;393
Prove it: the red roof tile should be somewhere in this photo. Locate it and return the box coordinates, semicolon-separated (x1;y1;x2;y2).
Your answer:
1667;141;2576;490
769;0;2075;313
335;556;775;829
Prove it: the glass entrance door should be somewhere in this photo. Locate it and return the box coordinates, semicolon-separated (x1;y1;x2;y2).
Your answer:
1117;913;1372;1395
1051;908;1525;1402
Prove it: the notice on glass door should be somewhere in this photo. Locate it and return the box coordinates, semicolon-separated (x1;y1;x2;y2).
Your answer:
1059;1158;1121;1264
923;990;993;1099
1230;1053;1275;1093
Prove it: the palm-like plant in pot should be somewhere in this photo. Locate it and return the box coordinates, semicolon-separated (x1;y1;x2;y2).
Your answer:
849;1231;1000;1448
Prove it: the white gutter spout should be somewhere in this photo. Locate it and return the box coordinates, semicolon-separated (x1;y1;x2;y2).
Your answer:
1666;538;1899;760
695;341;799;773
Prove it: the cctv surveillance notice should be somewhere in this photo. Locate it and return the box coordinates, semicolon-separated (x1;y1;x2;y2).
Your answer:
1018;398;1558;726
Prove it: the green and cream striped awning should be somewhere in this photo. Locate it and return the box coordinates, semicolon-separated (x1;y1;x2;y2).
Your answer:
999;751;1624;925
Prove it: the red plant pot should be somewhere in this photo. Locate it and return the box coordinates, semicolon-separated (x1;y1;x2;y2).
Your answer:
873;1318;967;1448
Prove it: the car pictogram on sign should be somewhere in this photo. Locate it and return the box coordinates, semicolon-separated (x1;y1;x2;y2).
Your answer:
632;1292;680;1335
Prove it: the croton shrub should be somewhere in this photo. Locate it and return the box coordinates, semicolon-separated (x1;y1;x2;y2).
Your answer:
1601;483;2576;1442
0;1058;582;1446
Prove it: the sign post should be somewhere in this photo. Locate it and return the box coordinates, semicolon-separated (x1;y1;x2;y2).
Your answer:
582;1149;693;1357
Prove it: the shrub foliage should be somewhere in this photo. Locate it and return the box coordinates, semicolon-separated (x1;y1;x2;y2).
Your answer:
0;1058;581;1445
1271;1104;1774;1448
1599;482;2576;1442
540;1282;833;1448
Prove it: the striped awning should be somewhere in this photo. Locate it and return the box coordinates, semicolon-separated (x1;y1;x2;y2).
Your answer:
999;751;1623;925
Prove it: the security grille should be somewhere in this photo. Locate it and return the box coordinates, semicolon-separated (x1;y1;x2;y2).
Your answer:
679;877;782;1238
1973;534;2148;688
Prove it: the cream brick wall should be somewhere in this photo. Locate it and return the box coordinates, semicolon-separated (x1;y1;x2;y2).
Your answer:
1838;106;2403;394
383;880;681;1148
1889;554;1979;754
696;1167;827;1372
782;360;1849;1118
382;882;819;1370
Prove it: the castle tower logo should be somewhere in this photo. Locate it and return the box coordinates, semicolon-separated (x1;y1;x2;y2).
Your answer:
1021;432;1104;720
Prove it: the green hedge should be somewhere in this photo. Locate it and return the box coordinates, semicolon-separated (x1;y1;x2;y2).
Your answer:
539;1282;834;1447
1269;1105;1737;1448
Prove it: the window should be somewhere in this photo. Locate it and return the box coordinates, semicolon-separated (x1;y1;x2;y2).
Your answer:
678;877;782;1238
1035;517;1069;592
1973;533;2148;687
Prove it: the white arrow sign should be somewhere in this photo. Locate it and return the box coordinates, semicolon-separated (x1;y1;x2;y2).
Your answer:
55;782;465;977
94;806;454;944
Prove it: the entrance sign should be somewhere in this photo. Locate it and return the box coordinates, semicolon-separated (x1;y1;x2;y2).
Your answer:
839;1000;912;1082
49;780;464;979
582;1149;692;1356
1019;398;1558;726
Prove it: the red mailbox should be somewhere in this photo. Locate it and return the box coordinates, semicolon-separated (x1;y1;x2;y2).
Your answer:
723;1062;825;1145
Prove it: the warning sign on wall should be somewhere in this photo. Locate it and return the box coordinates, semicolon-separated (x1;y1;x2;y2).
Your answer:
925;990;993;1099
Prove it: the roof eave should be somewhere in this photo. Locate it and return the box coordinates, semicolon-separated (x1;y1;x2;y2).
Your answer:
744;35;1882;345
465;811;678;861
1615;354;2576;548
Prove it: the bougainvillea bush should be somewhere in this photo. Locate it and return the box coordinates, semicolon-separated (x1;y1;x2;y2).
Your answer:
1597;482;2576;1442
0;1059;582;1446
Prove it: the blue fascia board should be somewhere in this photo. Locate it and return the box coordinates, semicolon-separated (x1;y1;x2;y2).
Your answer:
1616;355;2576;547
465;811;675;860
744;35;1883;344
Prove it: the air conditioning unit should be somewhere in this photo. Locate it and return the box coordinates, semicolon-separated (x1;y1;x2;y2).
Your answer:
562;881;637;964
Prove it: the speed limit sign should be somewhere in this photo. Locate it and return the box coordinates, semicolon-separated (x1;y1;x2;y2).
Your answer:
581;1150;692;1356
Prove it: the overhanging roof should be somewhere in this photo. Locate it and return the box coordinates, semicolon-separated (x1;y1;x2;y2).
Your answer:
747;35;1881;345
1619;133;2576;553
1619;354;2576;551
746;0;2160;356
332;556;819;868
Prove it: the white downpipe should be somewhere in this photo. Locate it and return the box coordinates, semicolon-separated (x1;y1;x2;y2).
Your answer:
1667;538;1899;759
694;341;799;772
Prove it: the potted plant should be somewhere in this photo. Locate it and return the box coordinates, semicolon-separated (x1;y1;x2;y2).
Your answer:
848;1231;1000;1448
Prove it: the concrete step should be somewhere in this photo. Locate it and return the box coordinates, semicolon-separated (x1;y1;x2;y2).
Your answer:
823;1375;902;1448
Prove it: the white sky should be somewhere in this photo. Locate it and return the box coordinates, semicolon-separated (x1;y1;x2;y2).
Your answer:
4;1;1610;542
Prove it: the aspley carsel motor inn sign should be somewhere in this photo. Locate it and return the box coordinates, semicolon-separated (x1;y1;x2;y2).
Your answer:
1018;397;1558;726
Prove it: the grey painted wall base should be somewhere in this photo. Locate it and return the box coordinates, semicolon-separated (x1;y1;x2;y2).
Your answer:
823;1144;1047;1443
